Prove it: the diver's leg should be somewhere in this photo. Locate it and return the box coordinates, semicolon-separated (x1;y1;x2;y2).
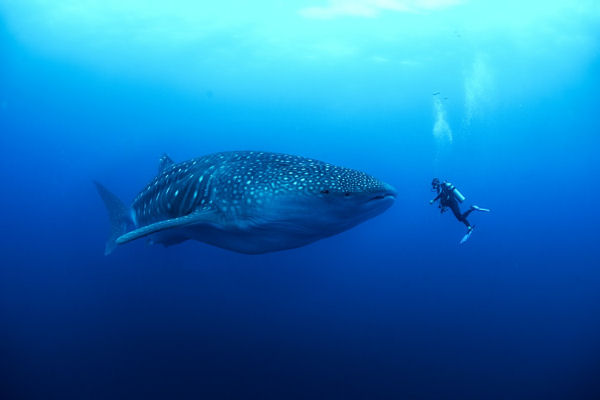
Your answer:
449;201;463;222
462;208;475;220
448;202;471;228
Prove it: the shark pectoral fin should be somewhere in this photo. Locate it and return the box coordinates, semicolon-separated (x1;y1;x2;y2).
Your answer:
116;209;217;245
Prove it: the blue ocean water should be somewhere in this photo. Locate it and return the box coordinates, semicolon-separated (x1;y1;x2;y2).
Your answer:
1;1;599;398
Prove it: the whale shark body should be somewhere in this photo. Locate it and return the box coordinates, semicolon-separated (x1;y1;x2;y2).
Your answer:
95;151;396;254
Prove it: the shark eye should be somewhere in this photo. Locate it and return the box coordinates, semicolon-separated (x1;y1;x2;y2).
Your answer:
320;190;330;194
344;192;351;196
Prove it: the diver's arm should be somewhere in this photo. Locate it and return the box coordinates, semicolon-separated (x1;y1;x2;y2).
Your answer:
430;193;442;204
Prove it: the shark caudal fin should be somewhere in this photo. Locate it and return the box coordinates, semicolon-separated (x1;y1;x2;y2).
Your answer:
94;181;134;255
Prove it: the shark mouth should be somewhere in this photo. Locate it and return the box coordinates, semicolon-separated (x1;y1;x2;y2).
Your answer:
368;193;396;202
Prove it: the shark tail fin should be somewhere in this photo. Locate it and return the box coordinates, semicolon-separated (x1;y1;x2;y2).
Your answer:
94;181;134;255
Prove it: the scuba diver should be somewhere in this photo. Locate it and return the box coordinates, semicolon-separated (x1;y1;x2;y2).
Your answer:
429;178;490;243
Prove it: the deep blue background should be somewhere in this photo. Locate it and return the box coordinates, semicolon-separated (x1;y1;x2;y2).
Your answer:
1;4;600;399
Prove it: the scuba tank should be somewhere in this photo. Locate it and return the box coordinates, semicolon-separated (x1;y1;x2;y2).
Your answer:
443;182;466;203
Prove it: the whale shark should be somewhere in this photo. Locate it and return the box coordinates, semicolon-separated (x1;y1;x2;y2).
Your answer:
95;151;396;255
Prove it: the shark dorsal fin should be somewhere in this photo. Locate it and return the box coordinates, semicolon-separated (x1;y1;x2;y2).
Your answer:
158;153;175;174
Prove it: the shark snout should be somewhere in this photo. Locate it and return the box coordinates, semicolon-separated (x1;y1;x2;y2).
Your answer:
368;183;397;202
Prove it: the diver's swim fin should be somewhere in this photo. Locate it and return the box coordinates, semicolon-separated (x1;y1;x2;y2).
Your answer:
471;205;490;212
460;226;475;244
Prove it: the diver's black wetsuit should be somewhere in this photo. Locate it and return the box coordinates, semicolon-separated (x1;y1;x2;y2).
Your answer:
433;184;474;228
